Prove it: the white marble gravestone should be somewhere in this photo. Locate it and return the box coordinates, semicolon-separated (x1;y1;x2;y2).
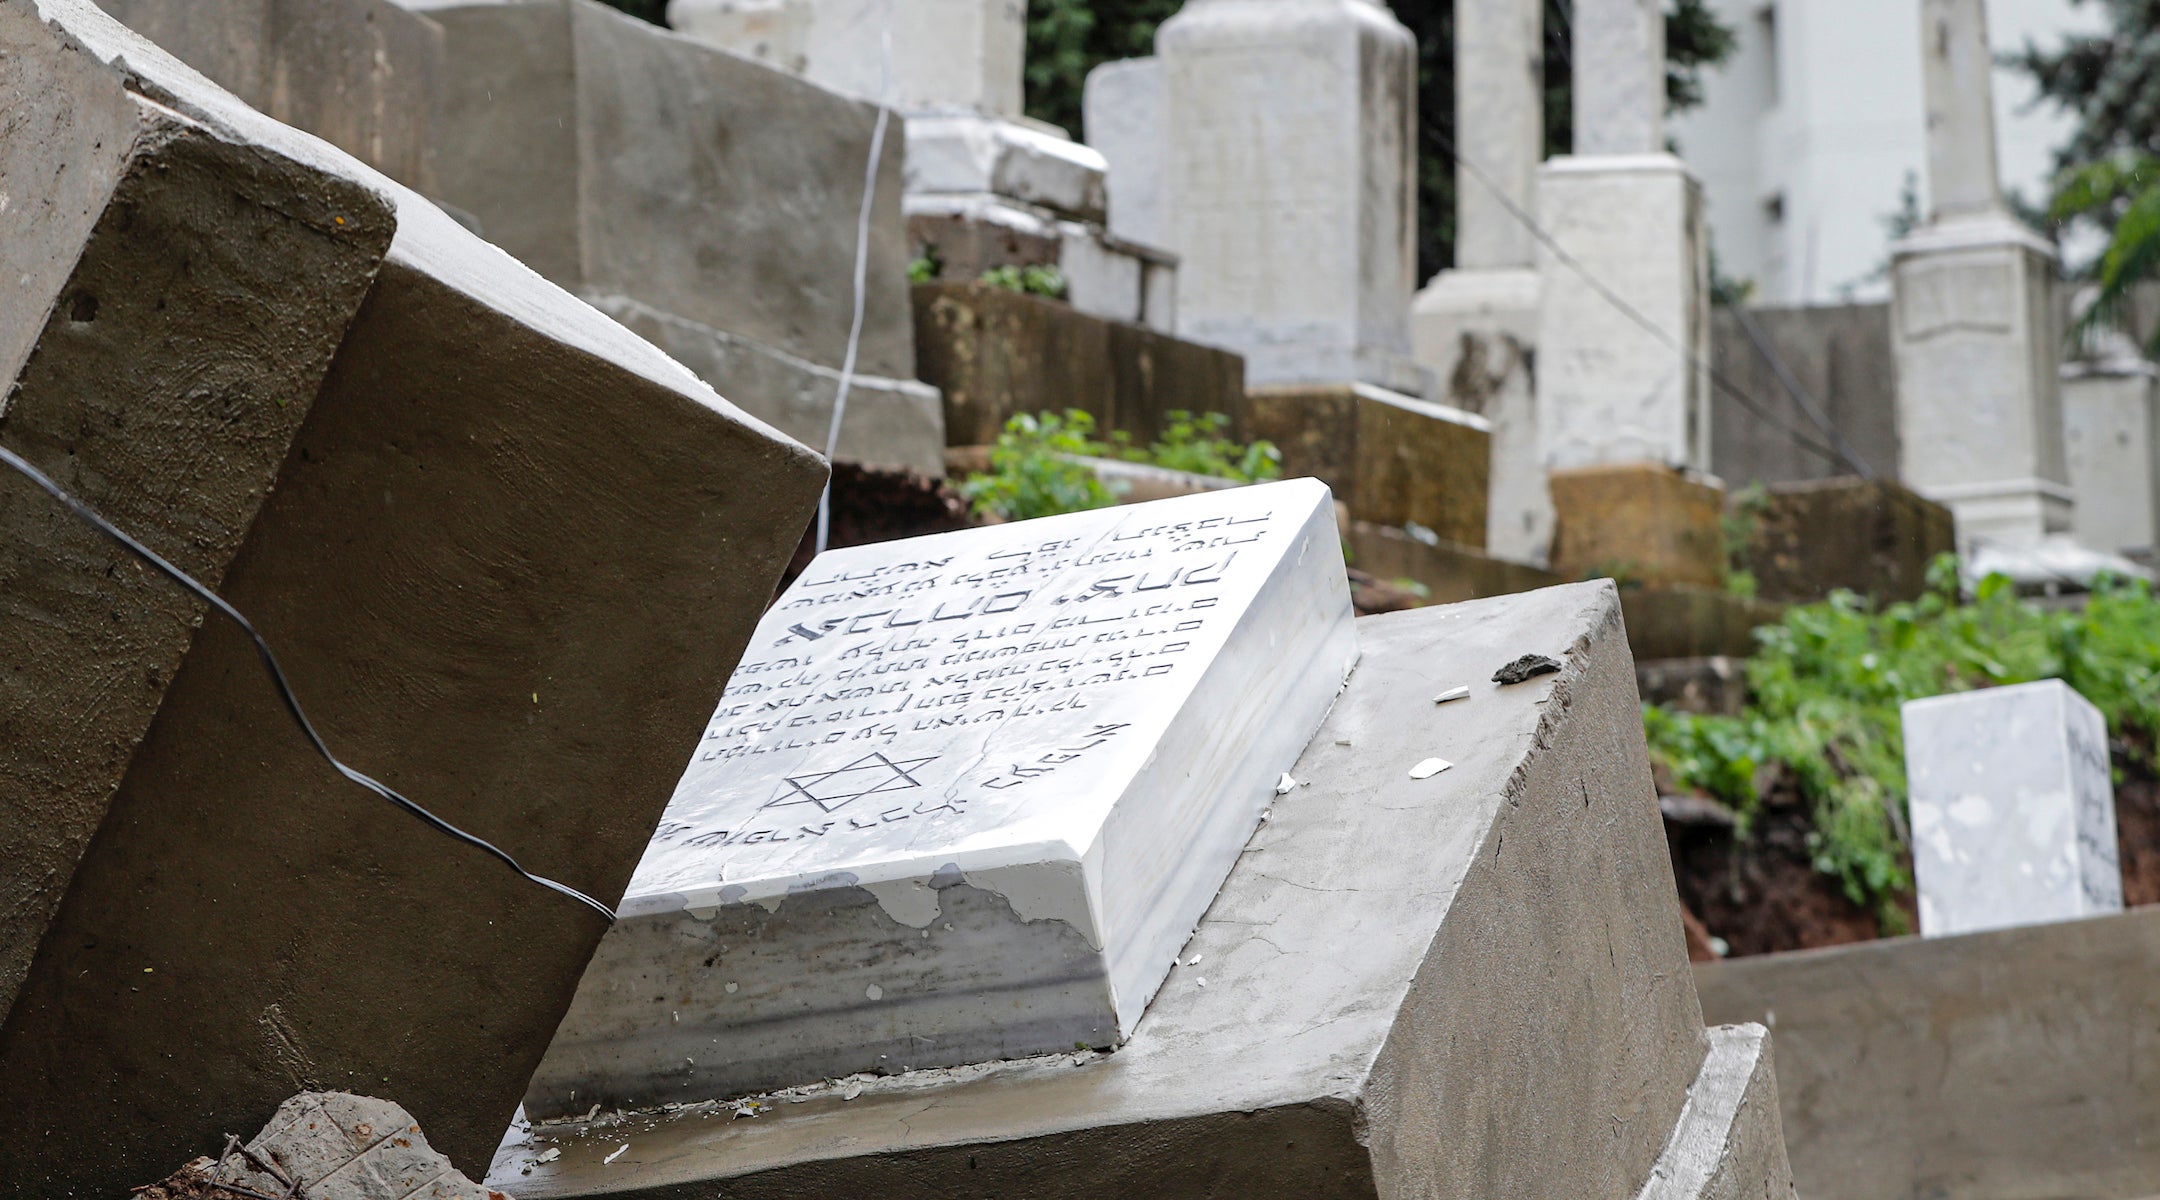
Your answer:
1902;680;2123;938
525;480;1358;1113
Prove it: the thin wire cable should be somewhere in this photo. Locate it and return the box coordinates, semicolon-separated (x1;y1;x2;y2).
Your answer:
815;2;896;556
1438;129;1865;474
0;443;617;924
1724;298;1878;479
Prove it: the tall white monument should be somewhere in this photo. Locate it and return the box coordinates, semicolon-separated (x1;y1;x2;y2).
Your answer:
1154;0;1430;397
1902;680;2123;938
1536;0;1711;472
1890;0;2076;571
526;481;1359;1112
1411;0;1554;563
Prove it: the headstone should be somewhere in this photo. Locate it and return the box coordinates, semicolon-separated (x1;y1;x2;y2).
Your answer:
1083;56;1166;250
1901;679;2124;938
1410;0;1553;563
2062;354;2160;561
496;582;1795;1200
407;0;945;476
1536;0;1711;472
0;3;828;1193
524;480;1357;1112
1156;0;1429;398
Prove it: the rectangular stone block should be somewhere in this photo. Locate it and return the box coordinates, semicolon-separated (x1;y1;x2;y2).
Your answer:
1246;382;1491;545
1708;303;1899;489
1342;521;1562;606
1698;907;2160;1200
0;3;828;1192
913;280;1246;447
93;0;444;190
1414;265;1552;563
1082;56;1165;249
1;0;399;1028
1619;585;1782;662
417;0;920;378
493;582;1713;1200
1743;477;1955;605
1550;462;1727;589
524;480;1358;1112
1902;679;2123;937
2062;361;2160;560
1638;1024;1798;1200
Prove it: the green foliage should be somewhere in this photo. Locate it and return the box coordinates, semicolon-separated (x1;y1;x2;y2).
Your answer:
960;409;1282;521
959;411;1122;522
1098;411;1283;482
1024;0;1183;136
2050;152;2160;353
979;263;1070;299
908;255;938;285
1645;558;2160;919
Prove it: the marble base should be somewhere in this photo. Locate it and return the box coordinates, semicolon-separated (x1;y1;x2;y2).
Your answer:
524;480;1357;1113
1902;679;2124;938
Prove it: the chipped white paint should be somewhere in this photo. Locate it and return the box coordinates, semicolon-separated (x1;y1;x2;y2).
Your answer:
1902;679;2123;937
1410;757;1453;779
525;483;1359;1111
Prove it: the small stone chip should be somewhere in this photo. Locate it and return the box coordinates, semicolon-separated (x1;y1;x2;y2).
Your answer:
1433;685;1471;704
604;1143;629;1164
1491;653;1562;685
1409;757;1452;779
1275;772;1297;795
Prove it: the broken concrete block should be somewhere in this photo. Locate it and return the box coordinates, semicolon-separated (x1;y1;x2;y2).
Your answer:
524;481;1358;1112
0;0;399;1030
414;0;938;466
1245;382;1492;544
93;0;445;190
140;1092;502;1200
0;2;827;1194
494;581;1727;1198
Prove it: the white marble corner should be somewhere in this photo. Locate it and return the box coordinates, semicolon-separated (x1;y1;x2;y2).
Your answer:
525;479;1359;1112
1902;678;2123;938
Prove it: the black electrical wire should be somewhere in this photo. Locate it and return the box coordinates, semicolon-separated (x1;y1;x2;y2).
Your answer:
0;442;617;924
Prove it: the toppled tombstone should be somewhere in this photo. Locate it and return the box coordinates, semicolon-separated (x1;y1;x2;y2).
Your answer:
136;1092;509;1200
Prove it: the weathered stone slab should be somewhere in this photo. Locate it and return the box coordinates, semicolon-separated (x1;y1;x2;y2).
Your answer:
93;0;444;190
490;581;1715;1199
1;0;398;1029
0;2;827;1193
1698;907;2160;1200
525;480;1357;1112
913;280;1245;447
1550;462;1727;589
1082;56;1165;249
1742;477;1955;604
1246;382;1492;544
1902;679;2123;937
2062;358;2160;560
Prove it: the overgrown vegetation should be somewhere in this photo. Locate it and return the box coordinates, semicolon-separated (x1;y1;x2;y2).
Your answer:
959;409;1281;521
1646;558;2160;926
978;263;1070;299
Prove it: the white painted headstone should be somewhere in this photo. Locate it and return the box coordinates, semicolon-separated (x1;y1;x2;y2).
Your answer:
1902;679;2123;938
526;479;1358;1112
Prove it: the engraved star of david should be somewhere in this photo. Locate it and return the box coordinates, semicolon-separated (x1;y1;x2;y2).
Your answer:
764;752;940;814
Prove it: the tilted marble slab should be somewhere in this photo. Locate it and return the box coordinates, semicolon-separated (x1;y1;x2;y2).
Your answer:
525;479;1358;1113
1903;678;2123;937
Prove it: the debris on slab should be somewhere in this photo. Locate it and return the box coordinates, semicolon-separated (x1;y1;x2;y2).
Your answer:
1409;757;1453;779
133;1091;510;1199
1491;653;1562;685
1433;685;1471;704
1276;772;1298;794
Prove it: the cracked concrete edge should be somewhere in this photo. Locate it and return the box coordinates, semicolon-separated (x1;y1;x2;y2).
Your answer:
1636;1024;1796;1200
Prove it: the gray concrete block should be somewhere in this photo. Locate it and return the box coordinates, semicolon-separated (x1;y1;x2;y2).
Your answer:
193;1092;497;1200
0;0;399;1030
0;2;828;1193
1698;906;2160;1200
491;581;1711;1199
1637;1024;1796;1200
418;0;916;382
93;0;444;191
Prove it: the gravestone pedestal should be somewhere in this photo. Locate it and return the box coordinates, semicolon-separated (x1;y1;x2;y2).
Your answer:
1902;679;2124;937
1414;268;1550;561
2063;355;2160;562
526;481;1357;1113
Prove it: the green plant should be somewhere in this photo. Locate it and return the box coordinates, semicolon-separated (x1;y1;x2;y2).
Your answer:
1100;411;1283;482
1721;482;1768;600
1645;557;2160;923
959;411;1121;522
979;264;1069;300
907;254;939;285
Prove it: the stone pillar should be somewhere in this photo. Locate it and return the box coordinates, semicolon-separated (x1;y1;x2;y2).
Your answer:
1157;0;1430;398
1412;0;1552;563
2062;345;2160;562
1536;0;1711;477
1890;0;2080;569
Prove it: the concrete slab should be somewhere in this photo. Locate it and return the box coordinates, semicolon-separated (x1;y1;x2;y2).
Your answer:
1637;1024;1796;1200
0;2;828;1192
490;581;1709;1199
0;0;399;1028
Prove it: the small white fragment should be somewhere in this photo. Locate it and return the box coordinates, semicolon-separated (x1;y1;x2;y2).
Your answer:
1409;757;1453;779
842;1082;865;1101
1257;808;1272;823
1275;772;1297;795
1433;685;1471;704
1186;954;1203;966
724;982;738;995
865;984;884;1001
604;1144;629;1165
535;1147;562;1164
1195;976;1208;988
1334;738;1352;746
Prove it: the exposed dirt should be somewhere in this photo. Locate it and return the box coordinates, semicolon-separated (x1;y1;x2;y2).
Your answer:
1668;751;2160;959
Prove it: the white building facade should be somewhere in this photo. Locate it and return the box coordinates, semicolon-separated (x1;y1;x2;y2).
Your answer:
1672;0;2104;305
